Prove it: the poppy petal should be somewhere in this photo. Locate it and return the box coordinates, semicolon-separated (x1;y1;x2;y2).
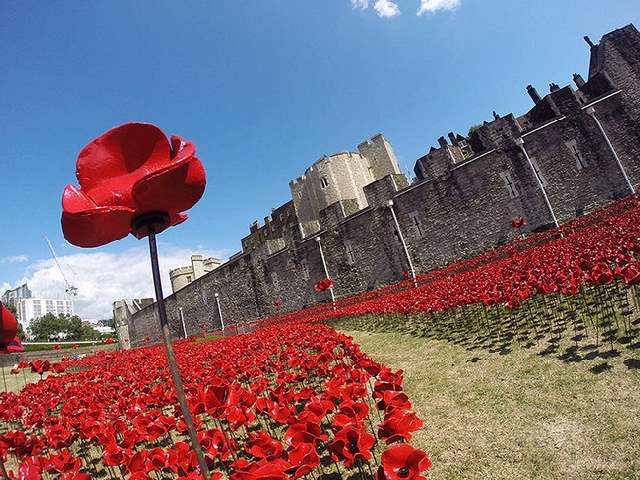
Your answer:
132;156;205;215
62;206;134;248
76;123;171;191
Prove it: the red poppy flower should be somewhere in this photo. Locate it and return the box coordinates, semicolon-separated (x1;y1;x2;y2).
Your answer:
61;122;206;247
51;363;65;374
30;360;51;375
245;431;284;460
0;303;24;354
314;278;333;292
377;391;412;413
511;217;527;229
230;458;290;480
285;443;320;479
378;410;424;444
327;425;375;468
284;422;328;448
46;449;82;474
375;444;432;480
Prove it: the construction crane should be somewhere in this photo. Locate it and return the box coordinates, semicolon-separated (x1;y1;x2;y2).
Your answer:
44;237;78;297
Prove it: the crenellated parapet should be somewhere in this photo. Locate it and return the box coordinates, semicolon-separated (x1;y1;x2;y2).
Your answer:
129;24;640;344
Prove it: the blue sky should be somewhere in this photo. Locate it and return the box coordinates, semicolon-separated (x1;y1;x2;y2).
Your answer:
1;0;638;318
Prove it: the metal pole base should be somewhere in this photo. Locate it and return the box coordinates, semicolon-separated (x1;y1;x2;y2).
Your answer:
135;215;211;479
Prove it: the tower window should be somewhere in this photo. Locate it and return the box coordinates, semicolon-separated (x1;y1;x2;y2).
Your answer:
320;177;329;189
300;261;310;280
565;140;588;170
344;240;355;265
408;211;423;237
499;172;519;198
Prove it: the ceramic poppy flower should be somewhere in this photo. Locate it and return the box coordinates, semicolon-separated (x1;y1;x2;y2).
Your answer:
375;444;432;480
0;303;24;354
61;122;206;247
511;217;527;229
328;425;375;468
314;278;333;292
378;410;424;444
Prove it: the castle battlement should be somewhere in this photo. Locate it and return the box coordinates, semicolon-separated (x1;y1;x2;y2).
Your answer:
126;24;640;344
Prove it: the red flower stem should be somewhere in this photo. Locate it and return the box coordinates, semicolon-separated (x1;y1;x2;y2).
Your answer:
147;229;211;479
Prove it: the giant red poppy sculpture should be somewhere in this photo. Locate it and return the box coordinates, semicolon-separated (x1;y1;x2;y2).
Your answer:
60;122;210;478
0;302;25;354
62;122;205;247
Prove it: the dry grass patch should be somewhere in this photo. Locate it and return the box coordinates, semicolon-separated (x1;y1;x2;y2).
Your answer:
341;329;640;480
0;366;50;393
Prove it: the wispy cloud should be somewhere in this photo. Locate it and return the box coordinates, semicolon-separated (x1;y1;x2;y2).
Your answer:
351;0;369;10
7;245;229;321
417;0;460;15
0;255;29;264
374;0;401;17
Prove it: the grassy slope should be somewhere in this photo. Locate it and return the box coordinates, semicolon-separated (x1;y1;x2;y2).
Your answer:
341;329;640;480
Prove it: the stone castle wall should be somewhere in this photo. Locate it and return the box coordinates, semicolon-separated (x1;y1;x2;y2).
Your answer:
127;24;640;344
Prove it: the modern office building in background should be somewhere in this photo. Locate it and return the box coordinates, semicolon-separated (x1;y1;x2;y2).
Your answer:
16;297;75;329
1;283;32;307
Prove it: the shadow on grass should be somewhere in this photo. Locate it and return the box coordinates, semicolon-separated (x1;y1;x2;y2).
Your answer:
330;283;640;374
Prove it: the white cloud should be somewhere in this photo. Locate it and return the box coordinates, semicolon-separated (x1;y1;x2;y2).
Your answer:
374;0;400;17
351;0;369;10
10;245;229;320
0;255;28;264
417;0;460;15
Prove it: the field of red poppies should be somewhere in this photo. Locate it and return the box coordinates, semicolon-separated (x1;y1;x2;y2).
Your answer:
263;194;640;353
3;194;640;479
0;323;430;479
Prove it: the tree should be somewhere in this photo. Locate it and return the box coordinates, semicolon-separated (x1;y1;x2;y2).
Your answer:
17;322;25;341
29;313;99;341
29;313;67;341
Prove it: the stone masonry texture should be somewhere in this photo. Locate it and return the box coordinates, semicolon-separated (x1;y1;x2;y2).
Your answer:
127;24;640;344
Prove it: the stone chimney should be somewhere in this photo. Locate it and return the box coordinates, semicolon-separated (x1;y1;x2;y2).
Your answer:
527;85;542;104
437;136;448;148
573;73;586;88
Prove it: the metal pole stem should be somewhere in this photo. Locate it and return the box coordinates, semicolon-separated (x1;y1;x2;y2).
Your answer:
517;142;560;228
387;201;418;287
316;237;336;308
147;230;210;479
215;295;225;332
586;107;635;193
179;307;188;339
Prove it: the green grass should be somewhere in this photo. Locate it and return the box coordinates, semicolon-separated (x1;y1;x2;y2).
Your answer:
192;334;221;344
0;366;51;393
339;328;640;480
23;342;95;352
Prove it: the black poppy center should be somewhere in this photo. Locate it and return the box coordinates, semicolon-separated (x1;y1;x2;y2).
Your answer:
398;467;410;478
348;441;359;454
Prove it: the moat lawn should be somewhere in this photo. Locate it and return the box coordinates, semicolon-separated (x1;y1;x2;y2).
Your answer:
341;329;640;480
